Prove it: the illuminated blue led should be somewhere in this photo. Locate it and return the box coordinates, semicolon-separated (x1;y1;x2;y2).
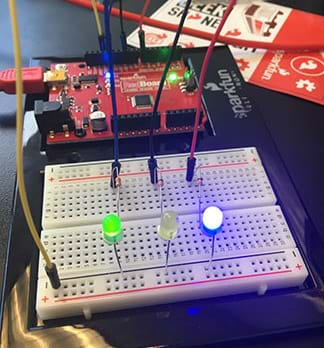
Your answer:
101;51;109;64
187;307;201;316
202;206;223;236
105;71;111;80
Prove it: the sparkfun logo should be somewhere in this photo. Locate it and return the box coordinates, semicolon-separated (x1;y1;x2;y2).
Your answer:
205;69;252;119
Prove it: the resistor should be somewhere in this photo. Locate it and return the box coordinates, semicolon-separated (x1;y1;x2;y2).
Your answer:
158;178;164;188
115;175;122;188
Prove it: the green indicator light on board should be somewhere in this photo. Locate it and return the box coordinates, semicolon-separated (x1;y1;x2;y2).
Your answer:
183;71;191;80
160;47;169;58
102;214;123;245
167;72;179;83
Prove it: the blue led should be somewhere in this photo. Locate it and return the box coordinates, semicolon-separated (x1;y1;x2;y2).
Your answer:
187;307;201;316
202;206;223;237
101;51;109;64
105;71;111;80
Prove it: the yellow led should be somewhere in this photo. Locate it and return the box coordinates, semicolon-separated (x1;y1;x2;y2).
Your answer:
157;211;178;241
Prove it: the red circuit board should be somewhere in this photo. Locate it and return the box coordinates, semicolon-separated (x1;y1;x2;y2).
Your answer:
47;60;206;145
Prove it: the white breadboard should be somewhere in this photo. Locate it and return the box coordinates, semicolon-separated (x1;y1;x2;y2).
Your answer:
37;148;308;320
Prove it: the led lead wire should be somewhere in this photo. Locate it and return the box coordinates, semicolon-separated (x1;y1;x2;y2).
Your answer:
197;165;203;227
196;165;214;268
113;165;123;273
157;168;171;270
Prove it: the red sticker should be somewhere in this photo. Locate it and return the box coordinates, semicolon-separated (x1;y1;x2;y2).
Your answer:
249;52;324;105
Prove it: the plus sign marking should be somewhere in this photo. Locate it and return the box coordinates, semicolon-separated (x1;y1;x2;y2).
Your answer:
296;264;303;270
42;296;49;303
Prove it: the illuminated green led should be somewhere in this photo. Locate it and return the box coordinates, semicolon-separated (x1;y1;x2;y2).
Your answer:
102;214;123;245
167;72;179;83
183;71;191;80
160;47;169;59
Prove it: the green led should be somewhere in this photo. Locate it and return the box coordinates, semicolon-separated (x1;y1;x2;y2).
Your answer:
102;214;123;245
183;71;191;80
160;47;169;58
167;72;179;83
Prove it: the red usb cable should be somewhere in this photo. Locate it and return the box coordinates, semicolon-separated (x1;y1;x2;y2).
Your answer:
0;67;44;94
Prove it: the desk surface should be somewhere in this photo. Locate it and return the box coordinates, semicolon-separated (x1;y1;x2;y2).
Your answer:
0;1;324;347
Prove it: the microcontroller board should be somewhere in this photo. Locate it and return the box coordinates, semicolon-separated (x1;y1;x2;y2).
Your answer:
35;57;208;146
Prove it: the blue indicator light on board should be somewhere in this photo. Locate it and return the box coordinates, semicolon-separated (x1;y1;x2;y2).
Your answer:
202;206;223;236
105;71;111;80
101;51;109;64
187;307;201;316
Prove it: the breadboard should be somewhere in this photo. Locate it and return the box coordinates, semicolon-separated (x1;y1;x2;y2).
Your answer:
37;148;308;320
42;147;275;229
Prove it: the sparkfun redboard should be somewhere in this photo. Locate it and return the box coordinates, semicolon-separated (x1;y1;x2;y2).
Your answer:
35;58;207;146
37;147;308;320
